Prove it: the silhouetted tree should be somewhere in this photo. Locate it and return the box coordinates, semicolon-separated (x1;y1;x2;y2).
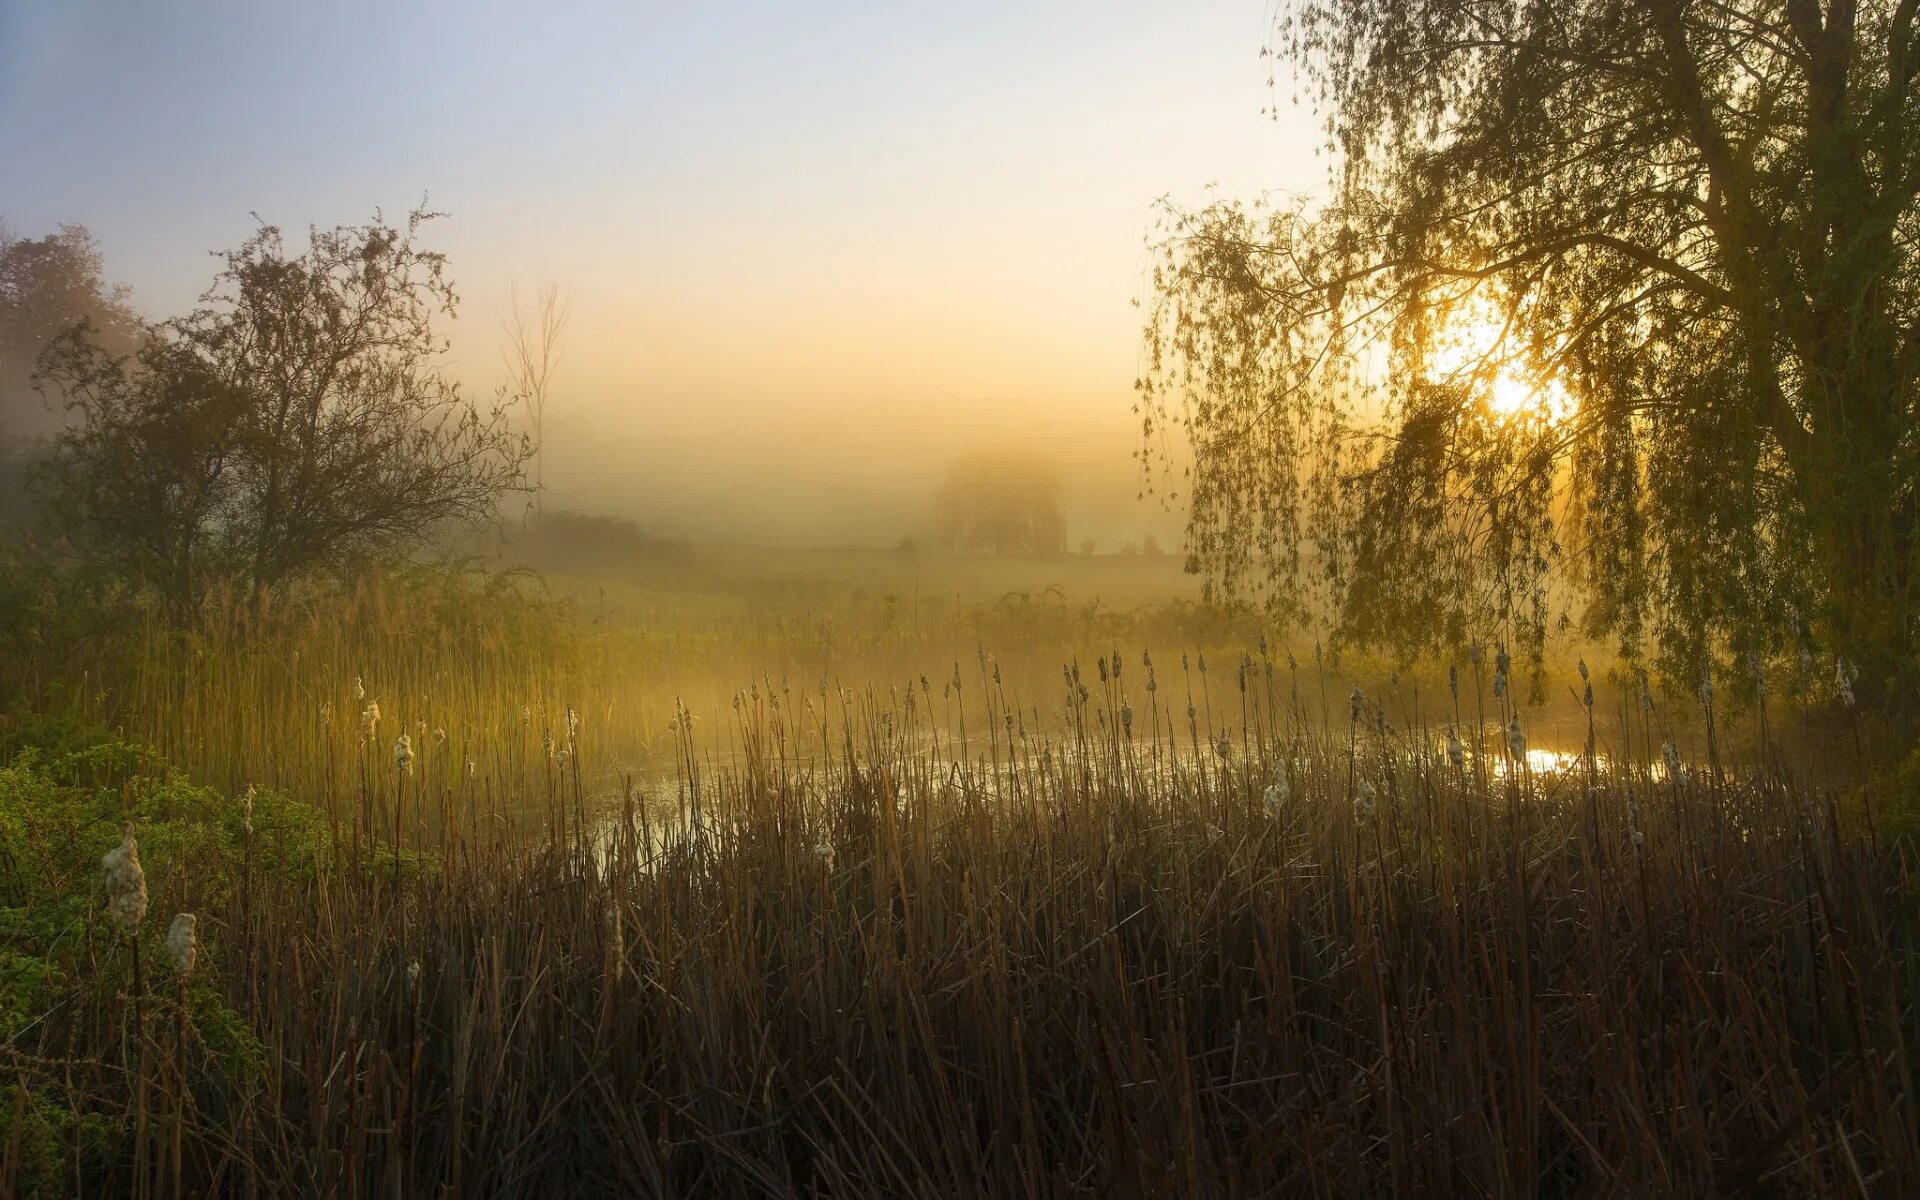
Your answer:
1;223;140;440
36;207;531;620
934;451;1068;554
1141;0;1920;705
500;281;569;511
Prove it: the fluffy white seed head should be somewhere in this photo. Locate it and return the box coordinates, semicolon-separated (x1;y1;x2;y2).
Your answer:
101;825;148;932
393;733;414;774
166;912;198;976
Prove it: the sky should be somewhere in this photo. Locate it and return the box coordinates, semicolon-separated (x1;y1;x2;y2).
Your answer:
0;0;1321;547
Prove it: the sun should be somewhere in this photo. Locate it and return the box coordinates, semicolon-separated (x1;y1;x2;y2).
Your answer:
1425;306;1577;423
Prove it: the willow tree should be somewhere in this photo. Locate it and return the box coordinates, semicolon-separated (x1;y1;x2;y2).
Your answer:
1140;0;1920;705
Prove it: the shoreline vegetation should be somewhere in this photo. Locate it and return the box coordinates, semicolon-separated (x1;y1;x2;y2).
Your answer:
1;560;1914;1196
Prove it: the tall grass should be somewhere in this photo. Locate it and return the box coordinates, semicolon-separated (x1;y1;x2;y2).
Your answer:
2;572;1913;1196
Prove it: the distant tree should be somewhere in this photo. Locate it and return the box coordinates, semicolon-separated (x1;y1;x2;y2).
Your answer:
36;207;531;620
1;223;140;440
501;281;570;511
1079;538;1097;556
934;450;1068;554
1141;533;1164;557
1141;0;1920;703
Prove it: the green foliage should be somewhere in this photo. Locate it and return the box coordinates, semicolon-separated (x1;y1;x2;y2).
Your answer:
0;721;330;1193
1141;1;1920;703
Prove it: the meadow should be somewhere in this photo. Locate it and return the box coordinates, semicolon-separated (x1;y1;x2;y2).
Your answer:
0;547;1914;1197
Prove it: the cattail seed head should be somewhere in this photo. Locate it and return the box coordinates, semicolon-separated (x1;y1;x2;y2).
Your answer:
101;825;147;932
166;913;198;976
1505;718;1526;762
393;734;414;774
1263;775;1288;818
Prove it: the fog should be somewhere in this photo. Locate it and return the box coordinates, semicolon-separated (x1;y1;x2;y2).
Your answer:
0;0;1313;552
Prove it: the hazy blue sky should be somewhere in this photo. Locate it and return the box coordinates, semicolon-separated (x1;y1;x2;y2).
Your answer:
2;1;1319;544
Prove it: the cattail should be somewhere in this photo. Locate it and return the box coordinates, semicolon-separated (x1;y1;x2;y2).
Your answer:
1505;717;1526;762
1640;675;1654;714
1263;774;1288;818
1493;670;1507;699
814;841;835;869
567;707;581;742
361;701;380;738
1448;664;1459;699
1495;646;1511;676
1661;741;1683;782
1699;663;1714;705
1446;727;1465;767
1354;778;1376;818
416;718;428;740
543;730;556;759
242;783;255;837
1120;702;1133;733
1111;650;1122;679
1835;658;1856;708
433;726;447;746
393;734;414;774
1214;730;1232;760
1098;657;1109;683
320;700;332;726
405;960;422;988
166;913;198;977
1147;669;1157;693
463;756;476;778
605;904;624;978
102;825;147;931
521;704;531;725
1468;642;1483;666
1577;658;1589;682
1349;685;1365;722
354;675;366;701
1286;652;1297;671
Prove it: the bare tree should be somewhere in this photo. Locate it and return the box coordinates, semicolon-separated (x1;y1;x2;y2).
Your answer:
500;281;570;511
